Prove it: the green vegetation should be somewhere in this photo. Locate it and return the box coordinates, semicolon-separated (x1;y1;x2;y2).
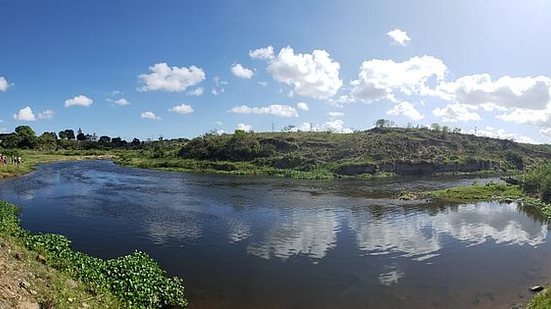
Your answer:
0;201;187;308
116;127;551;179
0;149;116;178
425;183;523;203
4;123;551;179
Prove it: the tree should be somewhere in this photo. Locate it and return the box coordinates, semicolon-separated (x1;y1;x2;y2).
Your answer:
131;138;141;146
77;132;86;141
430;123;441;132
15;125;37;149
99;136;111;144
375;119;391;128
38;132;58;150
225;130;261;160
1;135;22;149
59;129;75;140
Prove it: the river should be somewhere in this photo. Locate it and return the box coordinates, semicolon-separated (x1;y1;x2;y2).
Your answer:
0;160;549;308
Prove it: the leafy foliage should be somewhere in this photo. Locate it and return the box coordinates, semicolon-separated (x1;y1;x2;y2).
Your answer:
521;161;551;202
0;201;187;308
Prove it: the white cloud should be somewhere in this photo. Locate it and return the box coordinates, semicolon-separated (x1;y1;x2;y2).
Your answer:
438;74;551;109
113;98;130;106
350;56;447;103
138;63;206;92
386;101;424;121
65;95;93;108
496;108;550;126
249;46;275;60
213;76;228;86
38;109;54;120
323;119;353;133
327;111;344;118
387;28;411;46
230;104;299;117
433;103;480;122
13;106;36;121
231;64;254;79
236;123;252;132
0;77;9;92
540;128;551;137
296;102;309;111
169;103;194;114
141;111;161;120
258;81;268;87
468;126;538;144
288;120;352;133
261;46;342;99
187;87;204;96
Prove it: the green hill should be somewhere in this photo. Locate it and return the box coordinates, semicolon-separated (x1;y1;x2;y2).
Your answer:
120;127;551;179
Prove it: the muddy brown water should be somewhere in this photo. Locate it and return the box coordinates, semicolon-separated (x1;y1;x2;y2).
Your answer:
0;160;549;308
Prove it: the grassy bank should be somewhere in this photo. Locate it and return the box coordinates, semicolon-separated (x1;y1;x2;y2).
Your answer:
0;201;187;308
0;149;116;179
424;183;524;203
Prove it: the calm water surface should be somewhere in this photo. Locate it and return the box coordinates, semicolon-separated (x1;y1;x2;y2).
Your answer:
1;161;550;308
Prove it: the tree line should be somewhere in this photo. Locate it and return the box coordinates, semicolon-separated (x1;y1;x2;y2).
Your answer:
1;126;143;150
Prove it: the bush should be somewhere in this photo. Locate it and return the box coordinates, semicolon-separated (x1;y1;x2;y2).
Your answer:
521;161;551;203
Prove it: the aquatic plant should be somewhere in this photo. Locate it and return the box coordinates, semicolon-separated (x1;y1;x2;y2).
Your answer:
0;201;187;308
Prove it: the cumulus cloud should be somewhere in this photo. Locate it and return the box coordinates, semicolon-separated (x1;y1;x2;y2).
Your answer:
0;77;9;92
387;28;411;46
386;101;424;121
327;111;344;118
496;108;550;126
141;111;161;120
187;87;204;96
249;46;275;60
138;63;206;92
236;123;252;132
38;109;54;119
13;106;36;121
438;74;551;109
468;126;538;144
231;64;254;79
323;119;353;133
432;103;481;122
289;120;352;133
255;46;342;99
65;95;93;108
258;81;268;87
169;103;194;114
540;128;551;137
114;98;130;106
230;104;299;117
297;102;309;111
350;56;447;103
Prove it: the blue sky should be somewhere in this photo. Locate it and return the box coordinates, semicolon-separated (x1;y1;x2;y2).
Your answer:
2;0;551;142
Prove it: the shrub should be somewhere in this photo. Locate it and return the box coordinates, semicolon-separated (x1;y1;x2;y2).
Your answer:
521;161;551;203
0;201;187;308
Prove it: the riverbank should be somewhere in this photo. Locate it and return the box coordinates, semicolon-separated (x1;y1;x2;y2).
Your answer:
0;150;116;179
0;200;188;308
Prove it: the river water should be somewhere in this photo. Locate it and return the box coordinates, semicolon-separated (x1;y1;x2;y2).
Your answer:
0;160;550;308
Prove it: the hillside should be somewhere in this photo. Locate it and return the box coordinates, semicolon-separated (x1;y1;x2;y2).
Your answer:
120;128;551;178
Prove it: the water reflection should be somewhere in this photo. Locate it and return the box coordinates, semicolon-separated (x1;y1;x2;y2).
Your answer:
1;161;550;308
247;209;340;260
